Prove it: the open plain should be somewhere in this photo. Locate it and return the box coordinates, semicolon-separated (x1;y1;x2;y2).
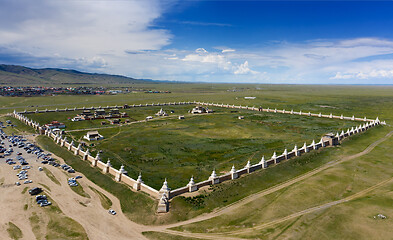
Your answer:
1;84;393;240
2;1;393;239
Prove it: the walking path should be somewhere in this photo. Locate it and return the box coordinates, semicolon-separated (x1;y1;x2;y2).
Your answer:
224;176;393;235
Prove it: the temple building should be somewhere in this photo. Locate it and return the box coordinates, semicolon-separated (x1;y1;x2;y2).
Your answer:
83;131;104;141
190;106;213;114
155;108;168;116
45;121;66;129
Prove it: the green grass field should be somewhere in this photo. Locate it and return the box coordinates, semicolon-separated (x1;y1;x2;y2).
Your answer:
2;84;392;122
4;84;393;237
28;104;355;189
171;125;393;239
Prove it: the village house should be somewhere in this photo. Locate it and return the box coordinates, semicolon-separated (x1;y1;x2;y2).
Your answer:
77;110;93;120
94;109;106;118
110;119;121;124
109;108;120;117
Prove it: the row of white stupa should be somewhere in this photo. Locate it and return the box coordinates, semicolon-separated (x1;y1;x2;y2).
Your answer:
195;102;386;124
158;119;382;198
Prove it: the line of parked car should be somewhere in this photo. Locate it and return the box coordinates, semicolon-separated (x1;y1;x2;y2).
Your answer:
1;131;54;208
1;131;46;158
0;130;58;188
1;128;115;214
1;131;34;186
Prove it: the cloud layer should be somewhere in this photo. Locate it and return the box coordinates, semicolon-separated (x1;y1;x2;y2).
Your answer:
0;1;393;83
0;0;171;70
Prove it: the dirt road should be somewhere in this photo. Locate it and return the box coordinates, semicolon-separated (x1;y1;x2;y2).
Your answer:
144;129;393;238
2;129;392;240
224;176;393;235
152;177;393;240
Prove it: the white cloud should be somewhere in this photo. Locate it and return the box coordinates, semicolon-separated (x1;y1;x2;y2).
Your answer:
330;72;355;80
222;48;235;53
195;48;208;54
234;61;258;75
331;69;393;80
236;38;393;83
0;0;171;69
182;48;232;70
181;48;259;76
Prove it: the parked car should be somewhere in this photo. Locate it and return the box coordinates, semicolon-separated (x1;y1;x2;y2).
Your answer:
68;178;78;187
108;209;116;215
29;187;43;195
35;195;52;207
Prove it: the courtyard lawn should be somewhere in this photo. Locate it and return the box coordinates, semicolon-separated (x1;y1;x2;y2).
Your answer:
55;106;357;189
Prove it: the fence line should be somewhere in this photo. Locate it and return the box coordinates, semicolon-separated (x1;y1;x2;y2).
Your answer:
10;101;383;213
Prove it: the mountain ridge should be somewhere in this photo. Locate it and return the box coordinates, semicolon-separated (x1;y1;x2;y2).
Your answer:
0;64;154;85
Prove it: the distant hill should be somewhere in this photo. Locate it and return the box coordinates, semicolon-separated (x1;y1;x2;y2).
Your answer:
0;64;152;85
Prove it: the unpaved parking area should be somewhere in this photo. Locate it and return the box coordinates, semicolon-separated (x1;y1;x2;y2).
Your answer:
0;134;147;240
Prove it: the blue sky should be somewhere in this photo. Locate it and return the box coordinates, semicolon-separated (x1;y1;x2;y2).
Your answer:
160;1;393;48
1;0;393;84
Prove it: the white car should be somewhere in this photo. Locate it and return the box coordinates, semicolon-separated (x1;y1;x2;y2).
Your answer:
108;209;116;215
71;117;84;122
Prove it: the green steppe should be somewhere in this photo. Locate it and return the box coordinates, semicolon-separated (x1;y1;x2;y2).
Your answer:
28;104;355;189
2;84;393;239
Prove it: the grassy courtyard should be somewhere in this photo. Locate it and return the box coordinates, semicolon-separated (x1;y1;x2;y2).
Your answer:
28;104;355;189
